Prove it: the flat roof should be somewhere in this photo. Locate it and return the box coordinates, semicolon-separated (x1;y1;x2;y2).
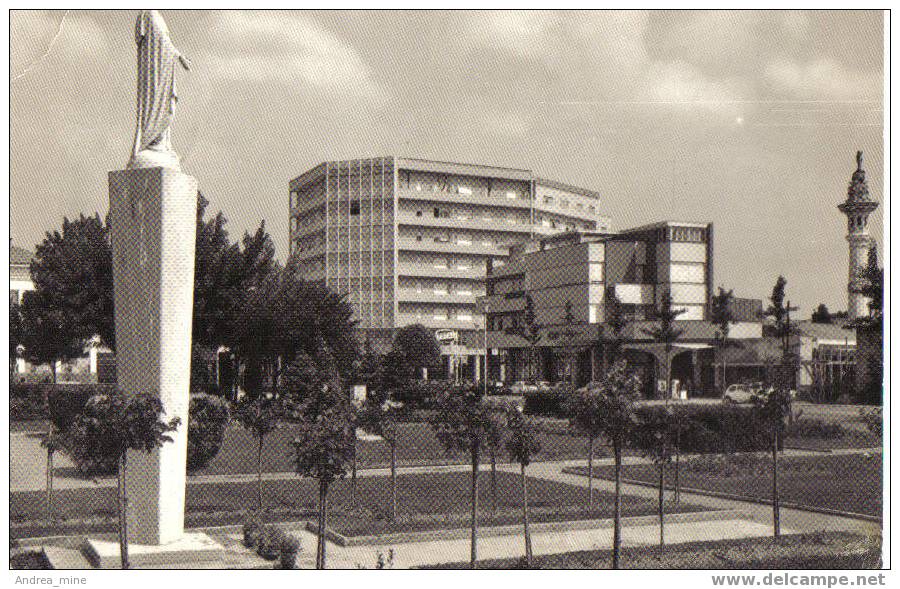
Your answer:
396;156;533;182
621;220;712;233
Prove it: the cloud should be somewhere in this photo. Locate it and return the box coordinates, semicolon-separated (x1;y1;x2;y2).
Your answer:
764;57;882;102
10;10;109;79
203;11;387;104
644;61;747;113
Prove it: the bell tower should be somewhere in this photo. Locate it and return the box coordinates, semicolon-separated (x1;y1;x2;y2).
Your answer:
838;151;879;320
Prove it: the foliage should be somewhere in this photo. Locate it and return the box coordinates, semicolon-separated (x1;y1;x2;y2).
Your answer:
577;361;642;448
811;303;833;324
853;246;883;326
710;287;734;340
293;395;356;486
517;295;542;381
860;407;883;438
381;324;441;389
763;276;798;353
632;404;770;454
505;404;541;467
29;213;115;349
524;384;573;417
603;291;629;363
19;291;84;381
784;417;845;440
187;393;231;470
428;385;496;454
47;384;114;431
10;300;23;361
235;394;281;440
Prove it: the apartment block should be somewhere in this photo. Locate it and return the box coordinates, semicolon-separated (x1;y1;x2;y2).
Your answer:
288;157;609;376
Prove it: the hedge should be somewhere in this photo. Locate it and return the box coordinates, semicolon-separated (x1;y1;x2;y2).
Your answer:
10;383;117;428
632;403;773;454
523;385;574;418
187;393;231;470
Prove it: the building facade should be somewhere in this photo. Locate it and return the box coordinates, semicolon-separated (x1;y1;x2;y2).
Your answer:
288;157;609;377
10;244;34;305
838;151;879;321
479;226;765;397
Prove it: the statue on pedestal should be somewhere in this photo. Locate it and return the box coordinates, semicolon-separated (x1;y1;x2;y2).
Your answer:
129;10;191;171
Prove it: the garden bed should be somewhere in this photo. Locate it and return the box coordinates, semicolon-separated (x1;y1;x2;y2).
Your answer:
11;470;704;540
424;531;882;569
564;452;883;517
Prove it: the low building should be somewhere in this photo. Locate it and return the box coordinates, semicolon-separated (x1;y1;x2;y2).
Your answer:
478;225;763;398
10;244;35;305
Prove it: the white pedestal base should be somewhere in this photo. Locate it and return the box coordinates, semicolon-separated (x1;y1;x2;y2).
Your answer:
82;533;224;569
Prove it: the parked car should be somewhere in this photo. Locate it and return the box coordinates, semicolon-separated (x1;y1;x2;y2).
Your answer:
509;381;539;395
723;383;797;404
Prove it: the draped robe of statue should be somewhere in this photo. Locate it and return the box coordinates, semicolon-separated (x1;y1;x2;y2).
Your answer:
129;10;189;170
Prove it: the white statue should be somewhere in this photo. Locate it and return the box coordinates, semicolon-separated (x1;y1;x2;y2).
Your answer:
128;10;191;170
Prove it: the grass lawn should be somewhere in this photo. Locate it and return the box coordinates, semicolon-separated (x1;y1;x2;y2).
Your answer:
425;531;883;569
10;470;702;539
193;421;596;476
567;452;882;517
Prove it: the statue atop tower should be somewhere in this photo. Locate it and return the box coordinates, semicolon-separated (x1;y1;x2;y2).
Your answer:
838;150;879;320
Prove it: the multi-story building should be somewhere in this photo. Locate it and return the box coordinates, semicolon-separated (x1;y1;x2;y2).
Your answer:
479;225;765;397
288;157;609;378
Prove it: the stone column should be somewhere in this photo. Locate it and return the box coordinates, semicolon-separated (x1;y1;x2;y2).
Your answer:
108;167;197;545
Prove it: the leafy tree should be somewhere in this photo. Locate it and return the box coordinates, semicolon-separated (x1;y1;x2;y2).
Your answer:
810;303;832;324
517;294;542;382
565;382;606;509
763;276;798;355
710;287;734;389
292;383;355;569
69;391;179;568
361;396;402;521
234;394;281;512
754;361;794;538
29;214;115;349
851;247;883;404
854;245;883;325
582;360;640;569
603;290;629;369
429;385;494;569
505;403;541;567
635;406;674;547
642;290;685;504
382;324;441;390
41;426;65;524
19;291;83;383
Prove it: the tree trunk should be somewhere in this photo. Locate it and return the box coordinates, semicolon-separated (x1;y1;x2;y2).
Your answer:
257;435;264;513
490;449;498;518
587;435;594;510
390;441;397;522
521;463;532;568
674;419;681;505
119;453;130;569
658;459;665;548
470;438;480;569
773;429;780;538
351;441;358;508
51;361;57;384
612;444;622;570
46;446;54;524
316;480;329;569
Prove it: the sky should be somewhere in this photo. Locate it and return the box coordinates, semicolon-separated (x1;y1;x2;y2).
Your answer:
10;10;884;317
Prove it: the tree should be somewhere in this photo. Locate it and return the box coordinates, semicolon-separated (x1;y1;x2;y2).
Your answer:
363;397;403;521
382;324;441;389
565;381;606;510
854;245;883;326
517;294;542;382
29;214;115;349
849;247;883;404
483;408;507;518
811;303;832;324
234;394;281;512
429;385;494;569
642;290;685;503
603;290;629;369
292;383;355;569
583;360;641;569
763;276;798;356
635;405;674;547
505;403;541;568
69;391;179;568
19;291;83;383
10;300;23;376
754;362;794;538
563;300;577;384
710;287;734;390
41;426;65;524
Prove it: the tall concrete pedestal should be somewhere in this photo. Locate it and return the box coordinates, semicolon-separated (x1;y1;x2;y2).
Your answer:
108;166;197;546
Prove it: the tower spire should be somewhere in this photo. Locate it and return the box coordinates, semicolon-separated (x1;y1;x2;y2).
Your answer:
838;150;879;320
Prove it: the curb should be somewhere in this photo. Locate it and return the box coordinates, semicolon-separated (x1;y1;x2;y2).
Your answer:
560;468;883;524
306;509;745;547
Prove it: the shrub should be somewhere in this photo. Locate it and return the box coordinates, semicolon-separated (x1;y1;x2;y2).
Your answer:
394;381;450;410
860;407;883;437
256;525;284;560
65;392;231;475
524;384;574;418
48;385;115;431
632;403;770;454
784;417;846;440
187;393;231;471
10;382;51;422
242;516;263;548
